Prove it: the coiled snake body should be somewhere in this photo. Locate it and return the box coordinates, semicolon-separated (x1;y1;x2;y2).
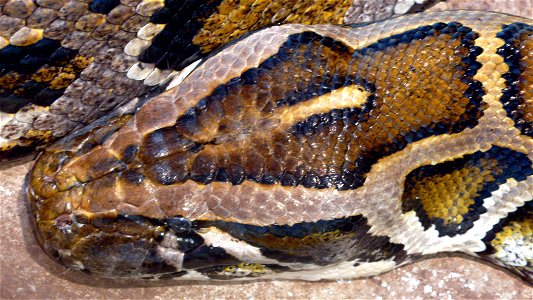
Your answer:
1;0;532;283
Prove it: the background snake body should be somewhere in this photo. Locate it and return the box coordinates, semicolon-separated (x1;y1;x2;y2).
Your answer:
0;0;532;283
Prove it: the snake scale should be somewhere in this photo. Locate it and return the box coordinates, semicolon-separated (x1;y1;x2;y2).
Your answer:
0;0;532;283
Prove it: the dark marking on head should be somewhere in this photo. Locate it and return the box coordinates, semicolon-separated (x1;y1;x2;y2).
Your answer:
402;146;532;237
196;215;408;266
140;23;486;190
122;145;139;163
140;127;200;161
182;245;241;270
121;169;144;185
165;216;192;233
496;22;533;137
147;157;189;185
173;233;205;253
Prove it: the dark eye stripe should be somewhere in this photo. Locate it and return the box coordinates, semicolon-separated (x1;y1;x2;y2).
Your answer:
195;215;408;266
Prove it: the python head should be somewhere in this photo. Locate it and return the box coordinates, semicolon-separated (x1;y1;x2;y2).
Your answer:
26;11;532;283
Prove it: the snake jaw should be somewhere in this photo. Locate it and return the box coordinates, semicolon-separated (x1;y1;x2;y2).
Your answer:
27;182;184;278
24;112;161;277
25;122;225;278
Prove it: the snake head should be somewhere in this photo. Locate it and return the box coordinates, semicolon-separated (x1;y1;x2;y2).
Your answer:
25;110;174;278
25;12;533;283
24;91;264;279
24;89;411;279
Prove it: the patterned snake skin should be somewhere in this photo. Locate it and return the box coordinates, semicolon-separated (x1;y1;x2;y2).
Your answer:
1;0;532;283
0;0;441;161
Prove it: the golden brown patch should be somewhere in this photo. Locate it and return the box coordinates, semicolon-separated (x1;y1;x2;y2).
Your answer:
31;66;62;82
64;55;93;73
402;146;532;236
491;216;532;249
404;160;497;225
0;71;26;89
49;72;77;89
192;0;352;53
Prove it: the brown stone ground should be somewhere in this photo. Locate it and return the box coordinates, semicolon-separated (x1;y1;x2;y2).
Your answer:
1;1;532;299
